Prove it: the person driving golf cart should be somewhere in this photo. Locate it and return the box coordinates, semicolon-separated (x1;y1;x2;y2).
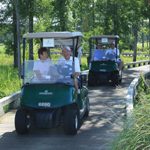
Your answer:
93;43;106;61
33;47;52;80
58;46;81;92
105;41;120;60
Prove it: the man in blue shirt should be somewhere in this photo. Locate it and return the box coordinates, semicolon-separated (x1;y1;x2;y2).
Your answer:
105;42;120;58
93;44;105;60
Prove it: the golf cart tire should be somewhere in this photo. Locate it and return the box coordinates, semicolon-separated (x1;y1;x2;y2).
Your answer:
113;74;122;85
88;74;96;86
15;108;28;134
112;78;119;86
111;71;121;86
84;97;90;118
88;79;95;86
63;106;80;135
119;71;123;83
119;77;122;84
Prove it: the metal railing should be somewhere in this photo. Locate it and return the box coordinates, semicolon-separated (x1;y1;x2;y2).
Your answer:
124;60;150;69
122;52;149;58
83;52;150;58
126;71;150;117
0;91;20;116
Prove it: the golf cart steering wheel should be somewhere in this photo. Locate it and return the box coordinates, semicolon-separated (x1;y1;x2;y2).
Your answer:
57;64;73;78
105;52;116;60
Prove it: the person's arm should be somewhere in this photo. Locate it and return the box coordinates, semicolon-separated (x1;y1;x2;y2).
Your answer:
74;72;80;78
117;48;120;56
74;57;80;77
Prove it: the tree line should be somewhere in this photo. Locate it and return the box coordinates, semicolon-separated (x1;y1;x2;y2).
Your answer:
0;0;150;67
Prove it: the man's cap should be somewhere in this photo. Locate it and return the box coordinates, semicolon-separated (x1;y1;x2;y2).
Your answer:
62;46;71;52
111;41;115;45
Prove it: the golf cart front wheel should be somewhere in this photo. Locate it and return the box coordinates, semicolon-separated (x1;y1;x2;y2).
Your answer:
112;78;119;86
15;108;30;134
84;97;90;118
88;74;96;86
119;70;123;83
63;106;80;135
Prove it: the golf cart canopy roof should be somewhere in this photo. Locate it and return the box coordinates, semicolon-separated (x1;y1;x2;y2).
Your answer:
89;35;119;45
90;35;119;39
23;32;83;39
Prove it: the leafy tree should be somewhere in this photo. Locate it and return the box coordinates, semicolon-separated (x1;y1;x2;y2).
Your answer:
142;0;150;49
0;0;150;66
51;0;70;31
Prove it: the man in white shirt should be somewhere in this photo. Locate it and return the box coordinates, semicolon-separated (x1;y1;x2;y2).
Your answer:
105;42;120;58
33;47;51;79
105;42;123;69
58;46;81;91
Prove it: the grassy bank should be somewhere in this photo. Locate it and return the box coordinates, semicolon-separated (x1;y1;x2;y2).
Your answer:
0;64;21;98
0;44;21;99
113;77;150;150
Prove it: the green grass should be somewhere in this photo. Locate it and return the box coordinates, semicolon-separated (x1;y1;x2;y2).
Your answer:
0;53;14;65
0;43;5;54
120;55;149;64
113;77;150;150
81;56;88;70
0;65;21;98
0;44;21;99
137;42;150;50
3;104;11;113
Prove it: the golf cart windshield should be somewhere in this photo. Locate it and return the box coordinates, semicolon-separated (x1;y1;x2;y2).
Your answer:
93;44;116;61
22;32;83;86
24;60;74;85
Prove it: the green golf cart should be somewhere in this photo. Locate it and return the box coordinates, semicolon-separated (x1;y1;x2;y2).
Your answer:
88;35;123;86
15;32;89;135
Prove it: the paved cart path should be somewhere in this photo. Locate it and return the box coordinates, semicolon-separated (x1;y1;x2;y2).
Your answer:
0;65;149;150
